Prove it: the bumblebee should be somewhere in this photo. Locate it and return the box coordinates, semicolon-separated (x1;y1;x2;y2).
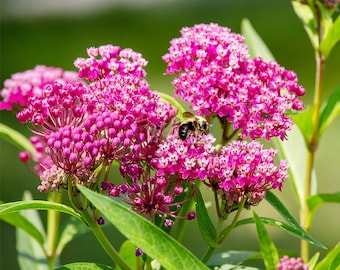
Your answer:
178;112;210;140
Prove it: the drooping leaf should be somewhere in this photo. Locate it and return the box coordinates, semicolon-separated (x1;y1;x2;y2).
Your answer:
16;191;48;270
194;185;218;248
241;18;275;61
272;125;318;207
232;216;326;249
320;6;340;58
207;250;258;267
56;216;90;257
252;211;279;270
55;262;115;270
315;242;340;270
77;185;209;270
0;123;35;154
307;192;340;215
0;200;81;220
319;85;340;136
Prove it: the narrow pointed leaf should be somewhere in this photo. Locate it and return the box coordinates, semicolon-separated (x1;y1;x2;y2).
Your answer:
78;185;209;270
252;211;279;270
194;185;218;248
55;263;115;270
241;18;275;61
315;242;340;270
319;85;340;136
232;217;326;249
290;106;315;143
307;192;340;214
0;200;81;220
158;91;186;119
0;123;35;154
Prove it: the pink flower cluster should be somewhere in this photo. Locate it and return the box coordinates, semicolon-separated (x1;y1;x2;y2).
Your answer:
277;256;309;270
152;129;288;211
163;23;305;140
0;65;78;111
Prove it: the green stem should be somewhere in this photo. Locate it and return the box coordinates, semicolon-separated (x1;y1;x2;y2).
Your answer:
46;192;63;269
201;197;246;263
80;209;132;270
300;29;325;262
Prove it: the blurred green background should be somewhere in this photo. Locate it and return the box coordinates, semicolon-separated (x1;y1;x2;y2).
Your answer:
1;0;340;269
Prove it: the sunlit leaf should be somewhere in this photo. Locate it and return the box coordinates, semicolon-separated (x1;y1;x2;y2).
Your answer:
55;262;115;270
0;200;81;220
0;123;35;154
319;85;340;136
272;125;318;207
290;106;315;144
320;6;340;58
252;211;279;270
158;91;186;119
195;185;218;248
207;250;258;267
56;216;89;257
116;240;141;270
241;18;275;61
16;191;48;270
291;1;319;50
78;185;209;270
315;242;340;270
309;252;320;270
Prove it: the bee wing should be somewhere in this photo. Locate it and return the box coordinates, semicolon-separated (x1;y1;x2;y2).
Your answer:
183;111;195;119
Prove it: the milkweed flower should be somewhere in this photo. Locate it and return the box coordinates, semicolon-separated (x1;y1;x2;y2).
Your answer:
163;23;305;140
276;256;309;270
207;140;288;212
0;65;78;111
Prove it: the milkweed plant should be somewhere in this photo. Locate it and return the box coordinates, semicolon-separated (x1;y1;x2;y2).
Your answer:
1;1;340;269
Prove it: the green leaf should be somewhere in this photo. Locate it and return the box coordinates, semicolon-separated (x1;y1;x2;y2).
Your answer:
16;191;48;270
320;6;340;58
291;1;319;50
241;18;275;61
233;216;326;249
56;216;90;257
0;123;35;154
252;211;279;270
158;91;186;119
315;242;340;270
77;185;209;270
272;125;318;207
117;240;141;270
319;85;340;136
0;200;81;220
194;185;218;248
307;192;340;215
55;262;115;270
207;250;258;267
290;107;315;144
309;252;320;270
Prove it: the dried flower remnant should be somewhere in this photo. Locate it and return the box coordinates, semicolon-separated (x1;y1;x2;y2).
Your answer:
163;23;305;140
0;65;78;111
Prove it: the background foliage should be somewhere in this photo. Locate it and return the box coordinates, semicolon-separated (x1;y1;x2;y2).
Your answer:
1;0;339;269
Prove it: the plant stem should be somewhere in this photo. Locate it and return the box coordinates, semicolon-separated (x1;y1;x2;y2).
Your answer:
80;209;132;270
300;43;325;262
46;192;63;269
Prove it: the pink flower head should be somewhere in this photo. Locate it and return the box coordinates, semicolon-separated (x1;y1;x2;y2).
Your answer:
152;130;216;181
74;44;148;81
46;125;99;182
163;23;305;140
16;81;88;136
38;165;65;192
277;256;309;270
0;65;78;111
207;140;288;211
